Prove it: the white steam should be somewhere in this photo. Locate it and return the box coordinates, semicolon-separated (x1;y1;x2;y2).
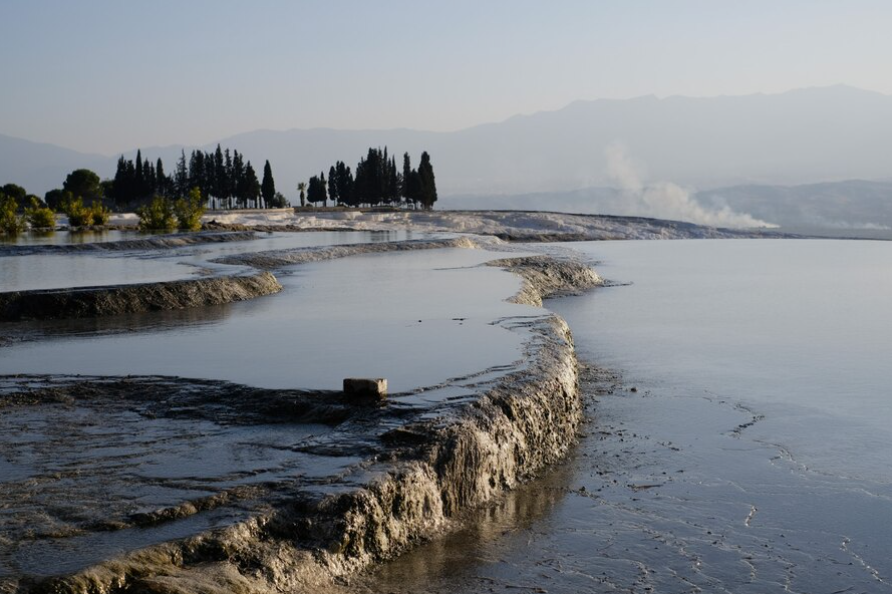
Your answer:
605;144;774;228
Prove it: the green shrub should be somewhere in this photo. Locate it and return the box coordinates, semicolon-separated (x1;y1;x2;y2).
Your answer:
24;197;56;229
137;196;176;231
174;188;206;231
63;196;92;227
90;200;111;226
0;193;25;235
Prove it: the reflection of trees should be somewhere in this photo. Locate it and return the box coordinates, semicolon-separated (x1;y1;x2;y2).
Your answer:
11;303;232;343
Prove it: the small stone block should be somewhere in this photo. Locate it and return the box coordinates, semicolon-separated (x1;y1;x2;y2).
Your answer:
343;378;388;401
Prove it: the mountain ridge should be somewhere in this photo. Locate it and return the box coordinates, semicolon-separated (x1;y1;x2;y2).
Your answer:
2;85;891;203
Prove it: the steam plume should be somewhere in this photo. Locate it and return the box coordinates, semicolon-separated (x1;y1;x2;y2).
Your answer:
605;144;774;228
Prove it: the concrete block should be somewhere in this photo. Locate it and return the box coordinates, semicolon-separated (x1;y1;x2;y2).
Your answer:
343;378;387;401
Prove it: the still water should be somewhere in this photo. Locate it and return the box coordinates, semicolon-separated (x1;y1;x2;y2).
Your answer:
569;239;892;483
0;230;133;246
362;239;892;594
0;253;200;292
0;247;535;393
0;230;430;291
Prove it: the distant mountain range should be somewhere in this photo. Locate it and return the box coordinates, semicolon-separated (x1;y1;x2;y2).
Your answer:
0;135;109;198
2;85;891;228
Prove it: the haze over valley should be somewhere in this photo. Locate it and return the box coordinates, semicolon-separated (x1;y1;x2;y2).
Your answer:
3;85;891;229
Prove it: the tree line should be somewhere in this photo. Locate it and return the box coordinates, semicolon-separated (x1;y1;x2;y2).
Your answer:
2;145;438;220
109;146;286;209
301;148;437;209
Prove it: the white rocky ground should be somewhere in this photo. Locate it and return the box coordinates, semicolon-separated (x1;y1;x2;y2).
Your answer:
108;209;785;241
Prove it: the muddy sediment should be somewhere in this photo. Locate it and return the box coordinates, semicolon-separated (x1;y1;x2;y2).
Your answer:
3;254;597;594
0;271;282;322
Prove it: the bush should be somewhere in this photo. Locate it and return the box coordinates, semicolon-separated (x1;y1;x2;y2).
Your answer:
63;196;92;227
137;196;176;231
0;193;25;235
174;188;206;231
90;200;111;226
24;197;56;229
44;189;66;211
268;191;290;208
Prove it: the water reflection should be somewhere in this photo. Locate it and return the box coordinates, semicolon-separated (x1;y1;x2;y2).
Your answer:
0;229;128;246
6;302;233;342
1;248;536;393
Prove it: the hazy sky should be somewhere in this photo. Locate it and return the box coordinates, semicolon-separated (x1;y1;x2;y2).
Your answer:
2;0;890;155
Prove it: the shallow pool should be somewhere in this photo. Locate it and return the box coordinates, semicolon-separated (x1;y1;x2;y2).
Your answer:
1;247;538;392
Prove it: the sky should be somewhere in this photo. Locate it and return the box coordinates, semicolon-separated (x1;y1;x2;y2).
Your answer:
2;0;890;155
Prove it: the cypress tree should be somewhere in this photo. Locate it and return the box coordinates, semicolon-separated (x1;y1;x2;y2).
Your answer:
389;156;399;205
335;161;355;207
175;150;188;198
204;153;216;208
232;151;245;209
112;156;130;206
354;157;367;206
418;151;437;210
261;160;276;209
145;161;156;196
224;149;233;208
213;145;226;205
243;162;260;208
360;147;383;206
189;151;205;203
344;165;354;206
135;150;144;194
156;158;167;197
320;172;327;208
382;147;389;203
328;165;338;205
306;175;320;206
125;160;136;202
402;153;412;206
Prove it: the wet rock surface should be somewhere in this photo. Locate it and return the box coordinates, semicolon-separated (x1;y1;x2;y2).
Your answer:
0;316;580;593
0;271;282;321
0;231;285;321
345;364;621;594
485;256;603;306
0;245;599;594
213;236;484;269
